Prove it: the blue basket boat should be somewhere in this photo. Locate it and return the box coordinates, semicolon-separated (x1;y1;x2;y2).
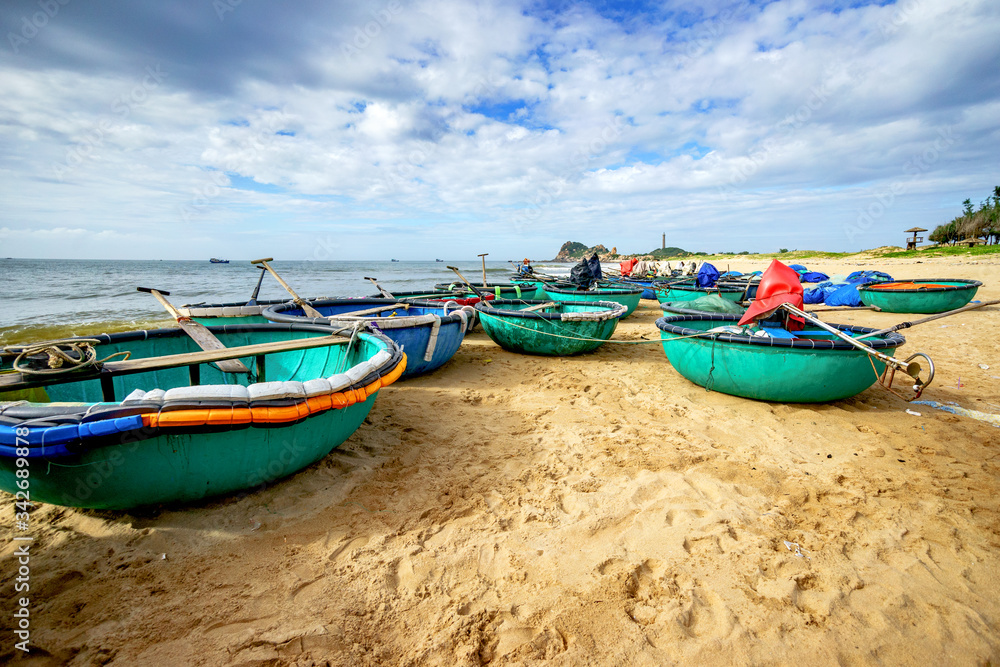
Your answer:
264;298;474;378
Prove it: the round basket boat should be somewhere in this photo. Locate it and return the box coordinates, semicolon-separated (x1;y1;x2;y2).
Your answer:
263;298;474;378
857;279;982;314
179;298;292;325
542;285;643;318
603;278;668;300
474;299;627;356
433;282;533;301
655;314;906;402
655;283;746;304
0;323;405;509
509;278;552;300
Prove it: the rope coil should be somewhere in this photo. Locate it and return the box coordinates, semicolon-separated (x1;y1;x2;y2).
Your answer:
5;339;130;376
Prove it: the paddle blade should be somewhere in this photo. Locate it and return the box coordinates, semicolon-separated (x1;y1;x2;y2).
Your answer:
177;320;249;374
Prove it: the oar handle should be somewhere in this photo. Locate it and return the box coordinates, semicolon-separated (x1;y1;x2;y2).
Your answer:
138;287;182;320
857;298;1000;340
251;258;303;302
247;266;267;306
364;276;395;299
446;266;489;300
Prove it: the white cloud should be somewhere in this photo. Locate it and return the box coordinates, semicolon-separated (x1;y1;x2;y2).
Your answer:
0;0;998;258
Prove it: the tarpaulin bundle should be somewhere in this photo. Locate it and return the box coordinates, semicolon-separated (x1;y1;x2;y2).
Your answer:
587;253;603;281
696;262;720;288
800;271;829;283
619;257;638;276
803;270;894;307
738;260;804;330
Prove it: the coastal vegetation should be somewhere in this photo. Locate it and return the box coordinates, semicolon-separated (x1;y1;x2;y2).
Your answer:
928;186;1000;246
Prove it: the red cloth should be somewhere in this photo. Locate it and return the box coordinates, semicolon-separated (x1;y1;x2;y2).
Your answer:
619;258;638;276
738;260;804;330
429;294;493;306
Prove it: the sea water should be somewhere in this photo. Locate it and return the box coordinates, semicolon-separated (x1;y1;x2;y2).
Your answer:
0;258;572;343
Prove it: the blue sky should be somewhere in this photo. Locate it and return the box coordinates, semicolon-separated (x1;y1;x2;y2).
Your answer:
1;0;998;259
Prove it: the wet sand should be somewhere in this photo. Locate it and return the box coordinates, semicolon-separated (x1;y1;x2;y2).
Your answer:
2;255;999;665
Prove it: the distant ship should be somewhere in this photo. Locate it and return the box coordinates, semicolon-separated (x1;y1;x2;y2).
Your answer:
435;259;444;262
390;259;399;262
209;258;230;264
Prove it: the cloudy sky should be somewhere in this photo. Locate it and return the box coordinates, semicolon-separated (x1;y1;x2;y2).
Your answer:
1;0;998;260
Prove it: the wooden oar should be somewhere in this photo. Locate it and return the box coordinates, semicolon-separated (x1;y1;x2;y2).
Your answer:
328;303;411;318
250;257;324;318
447;266;490;301
478;253;489;287
854;298;1000;341
364;276;395;299
0;334;350;393
523;301;558;312
778;302;932;392
246;266;267;306
137;287;249;374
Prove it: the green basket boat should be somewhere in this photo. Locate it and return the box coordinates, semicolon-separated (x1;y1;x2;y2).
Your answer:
474;299;627;356
542;285;643;318
858;279;982;314
655;283;747;304
434;282;533;301
0;324;405;509
655;314;906;402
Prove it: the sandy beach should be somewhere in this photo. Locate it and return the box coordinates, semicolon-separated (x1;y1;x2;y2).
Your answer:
2;255;999;666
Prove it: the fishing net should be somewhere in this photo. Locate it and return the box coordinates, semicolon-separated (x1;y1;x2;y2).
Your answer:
663;295;745;314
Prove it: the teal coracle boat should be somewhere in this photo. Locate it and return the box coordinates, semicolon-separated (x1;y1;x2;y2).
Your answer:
475;299;627;356
858;279;982;314
542;285;643;318
0;324;405;509
510;278;574;300
655;283;746;304
434;282;531;300
180;298;291;325
263;298;474;378
655;314;906;402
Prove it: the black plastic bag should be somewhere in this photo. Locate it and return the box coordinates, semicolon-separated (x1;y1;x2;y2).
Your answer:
570;257;595;289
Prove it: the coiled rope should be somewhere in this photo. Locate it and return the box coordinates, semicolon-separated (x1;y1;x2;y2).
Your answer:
5;339;130;376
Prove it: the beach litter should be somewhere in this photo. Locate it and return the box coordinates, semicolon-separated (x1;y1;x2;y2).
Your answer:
911;401;1000;429
979;364;990;370
783;540;810;559
905;409;922;417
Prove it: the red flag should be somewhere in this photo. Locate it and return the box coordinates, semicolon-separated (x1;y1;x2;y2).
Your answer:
738;260;804;330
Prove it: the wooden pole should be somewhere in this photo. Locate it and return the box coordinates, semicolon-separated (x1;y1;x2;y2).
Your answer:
478;253;489;287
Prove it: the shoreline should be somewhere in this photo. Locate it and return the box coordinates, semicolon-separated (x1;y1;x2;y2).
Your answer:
0;254;998;665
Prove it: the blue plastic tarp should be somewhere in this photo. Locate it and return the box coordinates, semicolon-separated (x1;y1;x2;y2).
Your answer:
696;262;720;287
800;271;829;283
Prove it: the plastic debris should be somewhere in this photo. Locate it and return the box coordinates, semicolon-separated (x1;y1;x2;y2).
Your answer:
911;400;1000;429
905;409;922;416
161;553;167;560
783;540;810;559
250;518;261;531
980;364;990;370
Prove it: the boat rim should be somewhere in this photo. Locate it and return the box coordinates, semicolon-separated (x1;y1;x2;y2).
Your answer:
543;285;643;296
475;298;627;321
262;297;473;325
655;313;905;350
857;278;983;293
